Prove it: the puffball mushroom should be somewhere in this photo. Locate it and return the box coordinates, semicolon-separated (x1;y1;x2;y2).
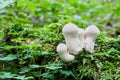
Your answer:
62;23;82;55
56;43;75;62
85;25;100;53
78;28;85;48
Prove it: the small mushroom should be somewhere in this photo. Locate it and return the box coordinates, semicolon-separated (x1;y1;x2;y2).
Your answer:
78;28;85;49
62;23;82;55
85;25;100;53
56;43;75;62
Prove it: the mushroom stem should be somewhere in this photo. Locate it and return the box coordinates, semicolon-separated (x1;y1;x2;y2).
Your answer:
78;28;85;49
56;43;75;62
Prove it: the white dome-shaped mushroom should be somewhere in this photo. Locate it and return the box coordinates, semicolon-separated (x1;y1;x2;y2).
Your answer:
85;25;100;53
62;23;82;55
78;28;85;49
56;43;75;62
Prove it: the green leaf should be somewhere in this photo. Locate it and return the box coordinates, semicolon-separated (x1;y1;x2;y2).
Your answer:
0;0;16;9
19;67;31;74
13;76;33;80
60;70;75;78
0;54;17;61
0;72;14;79
29;64;40;69
26;1;37;11
41;51;50;55
83;58;87;65
41;73;54;79
46;65;62;70
13;75;25;80
31;72;41;77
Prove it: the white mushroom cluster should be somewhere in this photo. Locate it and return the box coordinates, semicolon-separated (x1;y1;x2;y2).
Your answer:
57;23;100;62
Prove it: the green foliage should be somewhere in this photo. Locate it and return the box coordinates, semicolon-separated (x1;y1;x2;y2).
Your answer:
0;0;120;80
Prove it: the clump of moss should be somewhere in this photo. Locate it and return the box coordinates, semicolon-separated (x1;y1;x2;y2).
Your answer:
1;23;120;80
60;32;120;80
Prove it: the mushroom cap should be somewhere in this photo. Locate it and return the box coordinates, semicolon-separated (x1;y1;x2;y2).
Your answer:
85;25;100;37
56;43;67;55
62;23;78;36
